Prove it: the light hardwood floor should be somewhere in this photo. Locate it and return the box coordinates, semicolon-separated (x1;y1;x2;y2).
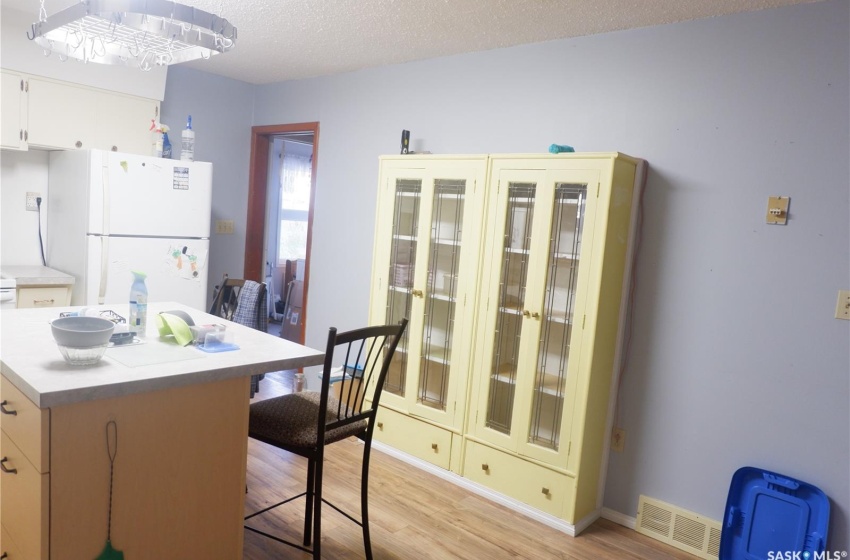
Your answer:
244;371;695;560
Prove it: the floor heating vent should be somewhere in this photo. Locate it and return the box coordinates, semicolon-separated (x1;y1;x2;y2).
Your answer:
635;495;722;560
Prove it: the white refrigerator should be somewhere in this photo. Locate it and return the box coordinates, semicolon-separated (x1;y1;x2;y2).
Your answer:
47;149;212;311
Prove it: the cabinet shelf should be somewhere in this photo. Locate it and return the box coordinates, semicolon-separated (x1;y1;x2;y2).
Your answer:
392;234;418;242
432;238;461;246
429;292;456;303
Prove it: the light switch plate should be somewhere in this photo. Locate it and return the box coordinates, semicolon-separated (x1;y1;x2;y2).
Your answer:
766;196;790;225
215;220;234;235
835;290;850;320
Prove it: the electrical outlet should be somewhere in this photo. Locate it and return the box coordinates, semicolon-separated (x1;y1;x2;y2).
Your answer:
835;290;850;320
611;428;626;452
26;192;41;211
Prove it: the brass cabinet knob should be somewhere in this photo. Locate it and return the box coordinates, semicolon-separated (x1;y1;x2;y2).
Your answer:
481;463;489;471
532;312;540;319
412;289;423;297
541;487;550;495
75;140;83;148
377;422;384;429
522;310;531;317
431;443;438;451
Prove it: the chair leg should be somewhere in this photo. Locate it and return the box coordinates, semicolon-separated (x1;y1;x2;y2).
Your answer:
313;456;324;560
304;458;315;547
361;441;374;560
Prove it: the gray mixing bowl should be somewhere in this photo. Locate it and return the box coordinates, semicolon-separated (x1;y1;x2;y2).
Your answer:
51;316;115;348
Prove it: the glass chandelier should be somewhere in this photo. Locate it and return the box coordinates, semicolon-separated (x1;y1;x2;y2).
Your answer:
27;0;237;70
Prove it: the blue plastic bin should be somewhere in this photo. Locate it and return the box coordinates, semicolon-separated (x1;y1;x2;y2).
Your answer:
720;466;829;560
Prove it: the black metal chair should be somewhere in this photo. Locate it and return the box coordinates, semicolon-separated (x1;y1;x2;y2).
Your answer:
244;318;408;559
209;275;268;396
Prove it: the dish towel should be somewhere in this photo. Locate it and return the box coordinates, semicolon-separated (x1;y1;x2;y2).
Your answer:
233;280;268;397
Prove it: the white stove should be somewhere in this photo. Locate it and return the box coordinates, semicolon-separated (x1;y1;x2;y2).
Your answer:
1;277;17;309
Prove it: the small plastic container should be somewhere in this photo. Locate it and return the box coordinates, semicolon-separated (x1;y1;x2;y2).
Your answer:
196;330;238;353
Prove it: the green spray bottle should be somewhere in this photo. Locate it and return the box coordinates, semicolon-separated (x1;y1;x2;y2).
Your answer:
128;271;148;337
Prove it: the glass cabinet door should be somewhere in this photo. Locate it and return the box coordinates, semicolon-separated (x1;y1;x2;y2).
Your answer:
373;160;487;429
383;178;422;398
473;163;599;465
417;179;465;412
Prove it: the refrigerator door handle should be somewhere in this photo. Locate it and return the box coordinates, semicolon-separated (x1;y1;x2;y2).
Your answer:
98;236;109;305
102;164;111;235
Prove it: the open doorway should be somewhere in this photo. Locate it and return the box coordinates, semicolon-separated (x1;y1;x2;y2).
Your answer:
244;123;319;345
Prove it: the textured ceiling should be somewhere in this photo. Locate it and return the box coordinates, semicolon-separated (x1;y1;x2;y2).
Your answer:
5;0;820;84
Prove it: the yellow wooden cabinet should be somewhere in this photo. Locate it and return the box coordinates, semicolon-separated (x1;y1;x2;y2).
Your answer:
368;155;488;470
368;153;644;533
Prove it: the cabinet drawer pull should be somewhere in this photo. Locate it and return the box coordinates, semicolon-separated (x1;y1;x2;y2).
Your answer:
24;130;28;141
75;140;83;148
431;443;438;451
0;400;16;415
111;145;118;151
522;310;531;317
0;457;17;474
531;312;540;319
411;289;423;298
541;487;550;495
33;298;55;306
377;422;384;429
19;129;23;140
481;463;489;471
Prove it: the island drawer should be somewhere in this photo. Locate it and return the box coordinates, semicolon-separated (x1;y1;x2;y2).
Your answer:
0;376;49;473
463;440;573;518
2;524;26;560
1;431;50;560
375;406;453;470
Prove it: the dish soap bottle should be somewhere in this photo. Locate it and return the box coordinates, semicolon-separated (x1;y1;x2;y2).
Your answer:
180;115;195;161
162;131;172;159
128;271;148;337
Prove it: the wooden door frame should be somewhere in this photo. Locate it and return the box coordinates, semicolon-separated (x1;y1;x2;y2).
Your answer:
244;122;319;344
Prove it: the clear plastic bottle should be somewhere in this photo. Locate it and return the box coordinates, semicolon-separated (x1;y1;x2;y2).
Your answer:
128;271;148;337
180;115;195;161
293;372;305;393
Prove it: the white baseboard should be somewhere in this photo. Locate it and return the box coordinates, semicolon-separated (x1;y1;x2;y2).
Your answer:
601;507;636;529
372;440;586;537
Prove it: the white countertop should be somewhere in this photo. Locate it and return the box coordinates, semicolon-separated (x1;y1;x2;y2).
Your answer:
0;265;75;287
0;302;324;408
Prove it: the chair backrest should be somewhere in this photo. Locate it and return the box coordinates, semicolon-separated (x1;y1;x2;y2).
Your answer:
317;319;408;441
209;275;268;331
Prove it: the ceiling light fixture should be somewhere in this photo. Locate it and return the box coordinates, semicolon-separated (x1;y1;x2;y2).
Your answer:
27;0;237;70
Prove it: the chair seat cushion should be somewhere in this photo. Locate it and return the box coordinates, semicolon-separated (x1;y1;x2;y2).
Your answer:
249;391;367;449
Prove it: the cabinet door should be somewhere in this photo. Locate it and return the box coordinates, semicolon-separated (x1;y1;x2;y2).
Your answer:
371;158;486;429
27;77;96;150
94;92;159;155
1;70;28;150
471;159;601;467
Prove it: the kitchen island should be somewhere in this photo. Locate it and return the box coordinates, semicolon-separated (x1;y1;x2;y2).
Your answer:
0;302;324;559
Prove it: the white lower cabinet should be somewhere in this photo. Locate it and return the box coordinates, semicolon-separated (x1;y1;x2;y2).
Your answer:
370;152;644;533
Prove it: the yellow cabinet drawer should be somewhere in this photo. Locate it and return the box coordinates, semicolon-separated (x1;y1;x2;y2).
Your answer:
1;431;50;560
2;524;26;560
16;286;71;309
374;407;453;469
0;377;49;472
463;440;574;518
